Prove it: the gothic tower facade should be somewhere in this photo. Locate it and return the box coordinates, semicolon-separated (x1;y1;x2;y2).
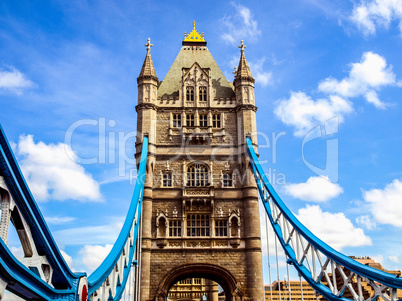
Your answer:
135;23;263;301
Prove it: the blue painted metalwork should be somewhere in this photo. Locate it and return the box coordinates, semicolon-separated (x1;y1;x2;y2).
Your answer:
87;135;148;300
247;137;402;301
0;124;85;300
0;124;149;300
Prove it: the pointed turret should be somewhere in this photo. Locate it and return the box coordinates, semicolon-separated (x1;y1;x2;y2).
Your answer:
138;38;158;82
234;40;255;106
234;40;254;84
137;38;158;105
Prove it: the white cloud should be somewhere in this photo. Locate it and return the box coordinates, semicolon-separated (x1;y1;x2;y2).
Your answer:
297;205;372;250
284;176;343;202
79;244;112;271
16;135;102;202
275;52;399;136
389;255;401;263
0;66;34;94
274;91;353;136
53;221;123;246
221;3;261;44
60;250;73;267
356;215;377;230
248;57;273;87
350;0;402;36
45;216;76;225
363;179;402;227
318;52;398;108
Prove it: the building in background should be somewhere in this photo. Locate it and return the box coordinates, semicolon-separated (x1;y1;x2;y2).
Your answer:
264;256;401;301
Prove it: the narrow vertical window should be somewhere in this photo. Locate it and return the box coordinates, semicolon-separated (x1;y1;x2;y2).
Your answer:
212;114;221;128
162;172;172;187
186;87;194;101
199;114;207;127
173;114;181;127
199;86;207;101
215;220;228;236
222;173;233;187
169;221;182;237
186;114;195;127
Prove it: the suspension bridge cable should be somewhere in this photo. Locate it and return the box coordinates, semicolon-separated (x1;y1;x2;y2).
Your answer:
265;214;273;301
137;208;143;301
299;274;304;301
286;255;292;301
275;234;282;301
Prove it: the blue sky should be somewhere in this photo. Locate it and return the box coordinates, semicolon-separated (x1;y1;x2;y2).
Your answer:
1;0;402;282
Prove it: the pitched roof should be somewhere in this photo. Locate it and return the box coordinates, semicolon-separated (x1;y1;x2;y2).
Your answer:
158;47;234;99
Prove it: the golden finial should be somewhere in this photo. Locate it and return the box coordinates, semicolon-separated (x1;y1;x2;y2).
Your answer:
145;38;153;51
184;20;205;42
238;40;246;52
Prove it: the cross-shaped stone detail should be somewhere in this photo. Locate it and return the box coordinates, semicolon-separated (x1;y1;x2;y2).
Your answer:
145;38;153;50
193;20;196;30
238;40;246;51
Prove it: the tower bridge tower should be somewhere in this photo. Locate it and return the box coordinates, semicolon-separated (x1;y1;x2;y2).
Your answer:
135;22;263;301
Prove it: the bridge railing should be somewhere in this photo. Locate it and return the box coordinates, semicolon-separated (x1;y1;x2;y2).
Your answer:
247;137;402;301
87;136;148;301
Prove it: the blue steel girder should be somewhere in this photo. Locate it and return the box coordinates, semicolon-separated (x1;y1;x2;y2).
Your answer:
0;125;149;301
0;124;86;300
87;135;148;300
246;137;402;301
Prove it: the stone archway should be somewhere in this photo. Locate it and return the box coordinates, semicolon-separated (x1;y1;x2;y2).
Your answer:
154;263;244;301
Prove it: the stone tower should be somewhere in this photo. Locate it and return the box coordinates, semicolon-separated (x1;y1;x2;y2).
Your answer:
135;22;263;301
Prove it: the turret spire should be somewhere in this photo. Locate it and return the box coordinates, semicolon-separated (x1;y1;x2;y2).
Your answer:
138;38;158;81
235;40;254;83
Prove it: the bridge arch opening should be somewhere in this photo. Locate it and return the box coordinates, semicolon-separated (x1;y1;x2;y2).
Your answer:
156;263;243;301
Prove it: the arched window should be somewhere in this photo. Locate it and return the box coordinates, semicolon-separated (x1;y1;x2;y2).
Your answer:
199;86;207;101
187;163;209;186
230;216;239;238
157;217;167;238
186;87;194;101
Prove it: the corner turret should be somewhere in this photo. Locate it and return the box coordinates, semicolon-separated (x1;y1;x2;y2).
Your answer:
137;38;158;104
234;40;255;106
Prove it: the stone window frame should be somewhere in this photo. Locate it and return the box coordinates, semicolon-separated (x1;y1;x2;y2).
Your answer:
168;220;182;237
186;213;211;237
221;172;234;188
198;86;207;102
186;113;195;127
186;86;194;101
162;171;173;187
186;162;210;187
212;113;221;128
172;113;181;128
199;113;208;127
214;219;228;237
